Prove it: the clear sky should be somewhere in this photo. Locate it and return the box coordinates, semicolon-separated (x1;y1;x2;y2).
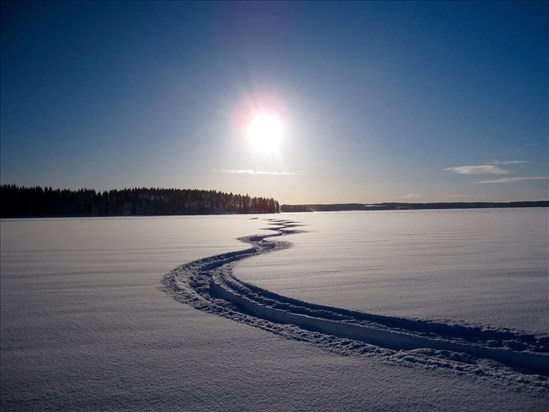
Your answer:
1;1;547;204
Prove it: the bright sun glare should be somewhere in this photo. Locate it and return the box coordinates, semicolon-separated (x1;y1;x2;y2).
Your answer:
246;112;284;155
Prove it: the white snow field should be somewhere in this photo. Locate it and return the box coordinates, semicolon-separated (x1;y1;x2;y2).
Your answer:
1;211;548;411
236;209;549;333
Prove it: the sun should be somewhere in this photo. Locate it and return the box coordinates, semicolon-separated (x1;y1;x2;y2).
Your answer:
246;112;284;155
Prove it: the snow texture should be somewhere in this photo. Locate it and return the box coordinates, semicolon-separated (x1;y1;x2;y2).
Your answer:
238;209;549;333
2;214;548;411
163;218;549;389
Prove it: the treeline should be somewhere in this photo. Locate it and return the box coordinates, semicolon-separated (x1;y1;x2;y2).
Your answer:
281;201;549;212
1;185;280;217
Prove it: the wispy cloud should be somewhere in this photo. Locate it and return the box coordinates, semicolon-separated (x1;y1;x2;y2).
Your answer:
213;169;304;176
400;193;421;199
488;160;530;165
475;176;549;184
444;165;511;175
443;194;483;199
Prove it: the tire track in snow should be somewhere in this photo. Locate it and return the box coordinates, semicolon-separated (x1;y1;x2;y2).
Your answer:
162;218;549;385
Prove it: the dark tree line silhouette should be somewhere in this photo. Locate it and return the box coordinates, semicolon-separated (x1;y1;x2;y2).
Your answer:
1;185;280;217
281;201;548;212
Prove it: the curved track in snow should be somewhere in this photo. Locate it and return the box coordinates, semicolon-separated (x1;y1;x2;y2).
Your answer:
162;218;549;386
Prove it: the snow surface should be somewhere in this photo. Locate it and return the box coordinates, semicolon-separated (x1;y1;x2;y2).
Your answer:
237;209;549;333
1;213;548;411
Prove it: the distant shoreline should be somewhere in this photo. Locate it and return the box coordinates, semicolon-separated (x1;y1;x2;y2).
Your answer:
281;201;549;213
2;183;547;218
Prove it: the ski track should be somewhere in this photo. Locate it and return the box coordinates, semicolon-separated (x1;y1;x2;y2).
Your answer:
162;218;549;391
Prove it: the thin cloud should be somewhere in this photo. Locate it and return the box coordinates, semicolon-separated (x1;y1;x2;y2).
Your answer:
444;165;511;175
443;194;483;199
475;176;549;184
213;169;303;176
488;160;530;165
400;193;421;199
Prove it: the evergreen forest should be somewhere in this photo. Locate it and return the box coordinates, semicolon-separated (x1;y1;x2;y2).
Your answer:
1;185;280;217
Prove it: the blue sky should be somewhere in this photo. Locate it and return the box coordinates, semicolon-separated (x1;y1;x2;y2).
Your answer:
1;1;547;203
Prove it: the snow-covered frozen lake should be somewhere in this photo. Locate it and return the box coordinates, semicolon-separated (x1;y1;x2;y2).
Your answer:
1;210;548;411
237;209;549;333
